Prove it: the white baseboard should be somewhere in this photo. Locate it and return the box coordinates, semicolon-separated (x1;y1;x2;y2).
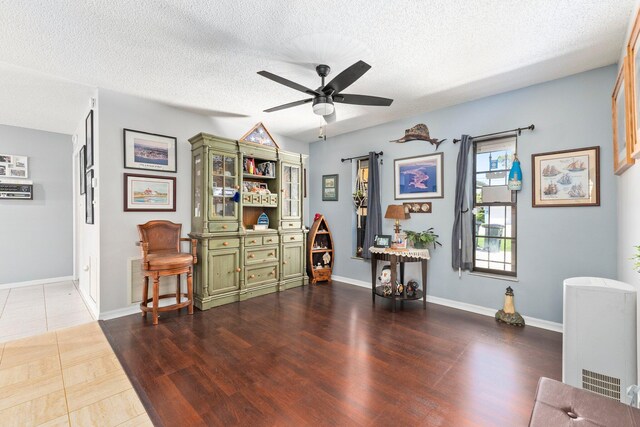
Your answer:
99;304;140;321
332;275;563;333
0;275;75;291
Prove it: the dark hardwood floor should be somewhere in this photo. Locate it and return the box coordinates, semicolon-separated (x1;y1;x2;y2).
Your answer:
102;281;562;426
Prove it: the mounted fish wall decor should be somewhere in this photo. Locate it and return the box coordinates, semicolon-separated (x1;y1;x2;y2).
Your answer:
390;124;447;150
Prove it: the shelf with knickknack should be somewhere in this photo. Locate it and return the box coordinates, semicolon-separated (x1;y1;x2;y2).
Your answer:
241;156;278;230
307;215;334;283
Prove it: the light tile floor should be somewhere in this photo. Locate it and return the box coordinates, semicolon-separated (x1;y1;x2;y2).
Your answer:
0;322;152;426
0;281;94;343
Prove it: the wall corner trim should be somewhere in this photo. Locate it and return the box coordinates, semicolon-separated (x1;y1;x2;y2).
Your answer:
331;274;563;333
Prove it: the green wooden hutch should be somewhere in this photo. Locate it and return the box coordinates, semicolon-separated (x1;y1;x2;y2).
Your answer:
189;133;308;310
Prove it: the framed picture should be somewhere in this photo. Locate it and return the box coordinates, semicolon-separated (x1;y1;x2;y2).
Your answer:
532;146;600;207
79;146;86;195
374;234;391;248
124;173;176;212
85;169;94;224
394;153;444;199
123;129;177;173
322;174;338;201
0;154;28;178
85;110;94;169
612;59;635;175
627;10;640;160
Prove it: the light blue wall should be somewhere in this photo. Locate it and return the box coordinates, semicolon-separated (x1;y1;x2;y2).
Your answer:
309;65;618;323
0;124;73;284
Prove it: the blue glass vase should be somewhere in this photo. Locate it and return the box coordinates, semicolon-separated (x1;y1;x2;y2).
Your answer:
508;155;522;191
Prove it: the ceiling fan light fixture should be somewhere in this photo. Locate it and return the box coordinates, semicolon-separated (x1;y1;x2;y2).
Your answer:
312;96;334;116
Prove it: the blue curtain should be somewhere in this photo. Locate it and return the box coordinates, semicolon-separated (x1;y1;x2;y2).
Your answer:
362;152;381;259
452;135;474;271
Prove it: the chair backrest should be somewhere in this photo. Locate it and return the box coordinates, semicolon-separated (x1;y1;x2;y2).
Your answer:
137;220;182;254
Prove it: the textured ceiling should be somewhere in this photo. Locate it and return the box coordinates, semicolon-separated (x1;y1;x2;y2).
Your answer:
0;0;635;140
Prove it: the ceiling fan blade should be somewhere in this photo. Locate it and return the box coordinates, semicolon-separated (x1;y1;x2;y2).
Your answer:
264;98;313;113
334;94;393;106
257;71;319;96
322;60;371;95
323;111;336;124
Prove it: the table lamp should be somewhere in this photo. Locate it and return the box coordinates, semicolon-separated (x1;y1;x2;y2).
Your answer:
384;204;410;234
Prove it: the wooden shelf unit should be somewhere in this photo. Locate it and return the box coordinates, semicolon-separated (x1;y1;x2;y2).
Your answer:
307;215;333;284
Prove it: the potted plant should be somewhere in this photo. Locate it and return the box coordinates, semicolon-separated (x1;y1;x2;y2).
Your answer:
405;228;442;250
352;189;366;210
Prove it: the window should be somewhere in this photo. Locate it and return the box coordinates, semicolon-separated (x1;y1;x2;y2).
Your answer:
353;158;369;258
473;136;517;276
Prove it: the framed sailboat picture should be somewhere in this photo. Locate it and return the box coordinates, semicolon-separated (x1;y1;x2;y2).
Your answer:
612;58;634;175
531;146;600;208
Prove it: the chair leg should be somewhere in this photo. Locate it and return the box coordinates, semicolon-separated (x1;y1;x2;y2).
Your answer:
142;276;149;318
152;274;160;325
176;274;181;305
187;267;194;315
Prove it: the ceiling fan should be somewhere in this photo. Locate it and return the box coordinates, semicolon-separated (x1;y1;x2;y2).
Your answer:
258;60;393;123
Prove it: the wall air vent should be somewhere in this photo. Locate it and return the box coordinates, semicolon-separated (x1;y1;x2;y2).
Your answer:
582;369;621;401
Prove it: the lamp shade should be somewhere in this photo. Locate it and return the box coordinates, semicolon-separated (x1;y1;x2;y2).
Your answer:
385;204;410;220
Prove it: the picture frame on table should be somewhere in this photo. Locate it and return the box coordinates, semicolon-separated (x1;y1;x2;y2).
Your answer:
124;173;176;212
374;234;391;248
79;146;86;195
123;129;177;173
85;169;94;224
394;152;444;199
612;58;635;175
531;146;600;208
626;9;640;161
322;174;338;201
85;110;94;169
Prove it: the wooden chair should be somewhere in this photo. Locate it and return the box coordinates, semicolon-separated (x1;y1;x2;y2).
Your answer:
137;220;197;325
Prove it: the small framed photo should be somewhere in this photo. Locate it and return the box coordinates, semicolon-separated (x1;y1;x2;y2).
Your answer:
392;232;407;250
124;173;176;212
123;129;177;173
532;146;600;207
322;174;338;201
79;146;86;195
85;169;94;224
394;153;444;199
0;154;28;178
86;110;94;169
374;234;391;248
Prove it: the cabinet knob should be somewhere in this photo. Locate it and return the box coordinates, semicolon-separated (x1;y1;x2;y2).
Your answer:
248;254;255;258
223;241;229;246
283;261;288;265
269;270;275;276
234;185;239;190
235;267;241;272
268;253;274;257
281;189;285;193
251;240;257;244
249;274;255;279
289;223;293;226
290;236;295;240
222;225;228;229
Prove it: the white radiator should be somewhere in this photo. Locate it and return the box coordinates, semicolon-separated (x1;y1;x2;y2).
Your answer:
563;277;637;404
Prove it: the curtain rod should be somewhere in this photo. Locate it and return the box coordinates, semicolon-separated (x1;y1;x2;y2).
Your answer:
340;151;383;163
452;124;535;144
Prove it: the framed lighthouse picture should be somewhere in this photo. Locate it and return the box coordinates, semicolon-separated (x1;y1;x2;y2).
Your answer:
124;173;176;212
